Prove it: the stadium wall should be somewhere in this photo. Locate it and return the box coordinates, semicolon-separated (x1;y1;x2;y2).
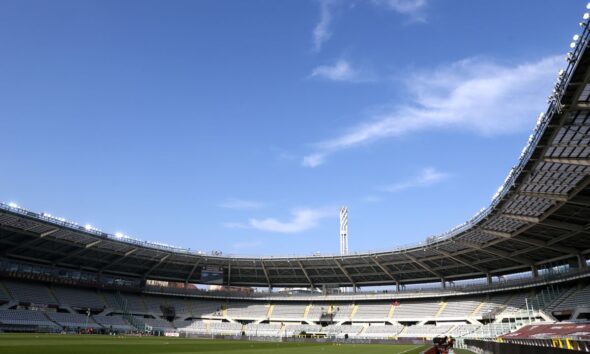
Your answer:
464;339;590;354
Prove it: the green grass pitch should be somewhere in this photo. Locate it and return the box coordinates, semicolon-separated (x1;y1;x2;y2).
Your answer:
0;334;474;354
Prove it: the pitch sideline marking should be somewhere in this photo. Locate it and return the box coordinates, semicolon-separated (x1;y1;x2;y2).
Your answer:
398;344;429;354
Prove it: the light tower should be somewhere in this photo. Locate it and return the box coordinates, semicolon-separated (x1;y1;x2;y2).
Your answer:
340;207;348;256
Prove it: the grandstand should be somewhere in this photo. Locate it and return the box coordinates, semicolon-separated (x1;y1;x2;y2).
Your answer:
0;2;590;354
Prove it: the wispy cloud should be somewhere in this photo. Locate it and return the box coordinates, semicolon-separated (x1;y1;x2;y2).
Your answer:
310;59;372;82
312;0;427;53
383;167;449;193
302;55;562;167
250;208;333;233
373;0;428;22
219;199;264;210
313;0;336;52
224;208;334;234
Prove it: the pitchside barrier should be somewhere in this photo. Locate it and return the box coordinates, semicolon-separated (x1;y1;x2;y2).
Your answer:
180;333;427;346
464;339;590;353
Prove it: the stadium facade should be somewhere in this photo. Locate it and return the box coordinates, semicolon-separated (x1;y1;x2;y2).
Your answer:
1;2;590;351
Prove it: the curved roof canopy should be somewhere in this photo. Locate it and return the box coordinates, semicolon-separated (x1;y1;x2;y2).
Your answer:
2;13;590;289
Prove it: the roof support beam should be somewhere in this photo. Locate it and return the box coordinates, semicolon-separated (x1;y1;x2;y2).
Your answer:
4;228;59;254
185;259;201;285
503;214;541;223
434;249;487;273
260;260;272;289
479;247;533;266
144;254;170;278
540;219;585;232
297;261;314;289
101;248;137;271
481;229;512;238
568;195;590;208
519;191;568;202
510;235;578;255
55;240;102;264
40;228;59;237
544;157;590;166
404;253;442;278
370;256;398;282
457;240;533;266
334;259;356;288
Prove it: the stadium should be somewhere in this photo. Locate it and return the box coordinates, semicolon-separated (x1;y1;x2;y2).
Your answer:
2;2;590;354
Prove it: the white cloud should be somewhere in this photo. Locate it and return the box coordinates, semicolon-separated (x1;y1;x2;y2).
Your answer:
302;55;562;167
249;208;333;234
302;153;326;168
310;60;354;81
219;199;264;210
310;59;371;82
383;167;449;193
373;0;427;21
313;0;336;52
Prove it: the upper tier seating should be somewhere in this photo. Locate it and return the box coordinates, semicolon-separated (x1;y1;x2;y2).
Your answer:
187;299;223;317
354;303;391;320
3;280;56;305
551;284;590;312
391;300;441;320
438;298;483;319
270;303;306;320
52;286;106;309
226;301;269;319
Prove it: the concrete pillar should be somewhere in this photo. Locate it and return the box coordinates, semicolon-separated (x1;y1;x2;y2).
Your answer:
531;265;539;278
578;254;588;269
396;282;400;292
486;273;492;285
441;278;446;289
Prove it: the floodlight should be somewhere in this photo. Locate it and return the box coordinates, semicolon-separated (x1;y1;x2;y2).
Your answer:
8;202;18;208
584;13;590;20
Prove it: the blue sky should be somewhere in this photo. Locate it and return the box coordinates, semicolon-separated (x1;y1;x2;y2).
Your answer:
0;0;583;256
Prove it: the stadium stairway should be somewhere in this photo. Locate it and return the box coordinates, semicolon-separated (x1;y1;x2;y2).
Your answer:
545;287;577;313
387;303;396;320
0;301;17;310
397;326;408;338
303;304;311;321
434;301;447;319
349;304;359;321
46;286;60;306
0;281;14;301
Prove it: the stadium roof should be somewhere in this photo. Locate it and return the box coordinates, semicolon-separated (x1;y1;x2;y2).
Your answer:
1;12;590;289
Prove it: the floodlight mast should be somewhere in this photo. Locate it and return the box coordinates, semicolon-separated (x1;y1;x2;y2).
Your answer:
339;206;348;257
